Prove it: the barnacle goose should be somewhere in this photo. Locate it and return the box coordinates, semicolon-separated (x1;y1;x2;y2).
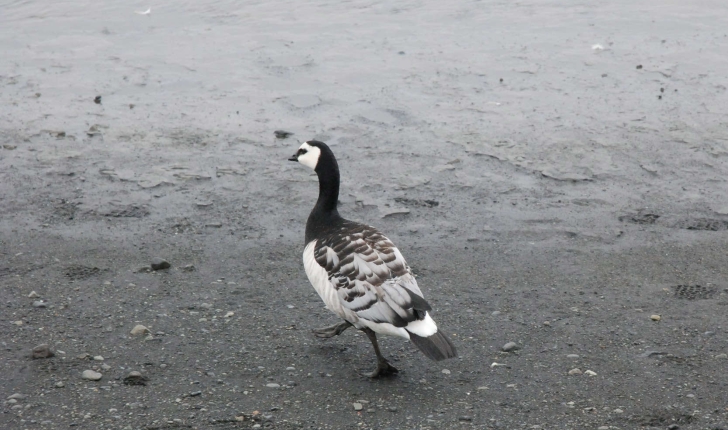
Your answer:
288;140;457;377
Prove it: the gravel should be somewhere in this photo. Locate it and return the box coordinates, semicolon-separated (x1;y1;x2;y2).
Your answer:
130;325;150;335
31;344;55;359
81;370;102;381
150;258;171;271
502;342;519;352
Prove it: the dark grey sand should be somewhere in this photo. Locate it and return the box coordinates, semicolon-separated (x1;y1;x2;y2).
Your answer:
2;1;728;429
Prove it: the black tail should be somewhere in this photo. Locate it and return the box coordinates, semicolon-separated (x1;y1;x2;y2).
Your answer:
408;330;458;361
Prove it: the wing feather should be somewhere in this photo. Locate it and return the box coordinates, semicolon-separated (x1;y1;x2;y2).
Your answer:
310;222;429;328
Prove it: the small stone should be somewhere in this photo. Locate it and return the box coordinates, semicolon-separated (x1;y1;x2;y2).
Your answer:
55;381;65;388
502;342;519;352
459;416;473;422
93;355;104;361
130;324;150;335
28;291;40;298
33;300;47;308
598;427;609;430
12;320;23;326
151;258;171;271
667;425;680;430
101;364;111;371
189;391;202;397
224;311;234;318
32;344;55;359
8;393;27;400
274;130;294;139
286;367;295;371
441;369;451;375
94;95;102;104
200;303;213;309
82;370;102;381
124;371;148;386
266;383;280;388
181;264;196;272
584;370;597;376
491;311;501;316
387;406;398;412
614;408;624;413
353;402;363;411
543;321;551;326
715;353;727;359
567;354;580;359
650;314;661;321
568;368;583;375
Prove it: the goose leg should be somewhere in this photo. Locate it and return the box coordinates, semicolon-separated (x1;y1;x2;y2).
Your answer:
361;328;398;378
312;320;352;338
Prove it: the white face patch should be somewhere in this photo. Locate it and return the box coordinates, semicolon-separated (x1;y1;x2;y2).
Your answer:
296;142;321;170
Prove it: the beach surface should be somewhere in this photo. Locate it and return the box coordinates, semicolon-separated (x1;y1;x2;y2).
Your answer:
2;1;728;428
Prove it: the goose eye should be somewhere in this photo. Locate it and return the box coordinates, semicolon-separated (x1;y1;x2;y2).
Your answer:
298;148;308;155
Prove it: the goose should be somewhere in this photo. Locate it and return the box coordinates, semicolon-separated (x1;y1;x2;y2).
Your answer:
288;140;457;377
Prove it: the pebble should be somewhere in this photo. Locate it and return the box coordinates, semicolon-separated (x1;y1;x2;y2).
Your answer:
598;427;609;430
189;391;202;397
32;300;47;308
441;369;451;375
274;130;294;139
93;355;104;361
82;370;102;381
568;368;583;375
12;320;23;326
130;325;150;335
353;402;363;411
502;342;519;352
55;381;65;388
667;425;680;430
286;367;295;371
491;311;501;316
32;344;55;359
101;364;111;371
584;370;597;376
715;353;727;359
266;383;280;388
650;314;661;321
28;291;40;298
224;311;234;318
459;416;473;422
614;408;624;413
150;258;171;271
124;371;148;386
200;303;213;309
567;354;580;359
8;393;27;400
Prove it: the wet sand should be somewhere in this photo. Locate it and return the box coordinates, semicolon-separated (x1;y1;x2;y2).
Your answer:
2;1;728;429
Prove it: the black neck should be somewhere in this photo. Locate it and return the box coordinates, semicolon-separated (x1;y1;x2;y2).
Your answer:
305;149;343;243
